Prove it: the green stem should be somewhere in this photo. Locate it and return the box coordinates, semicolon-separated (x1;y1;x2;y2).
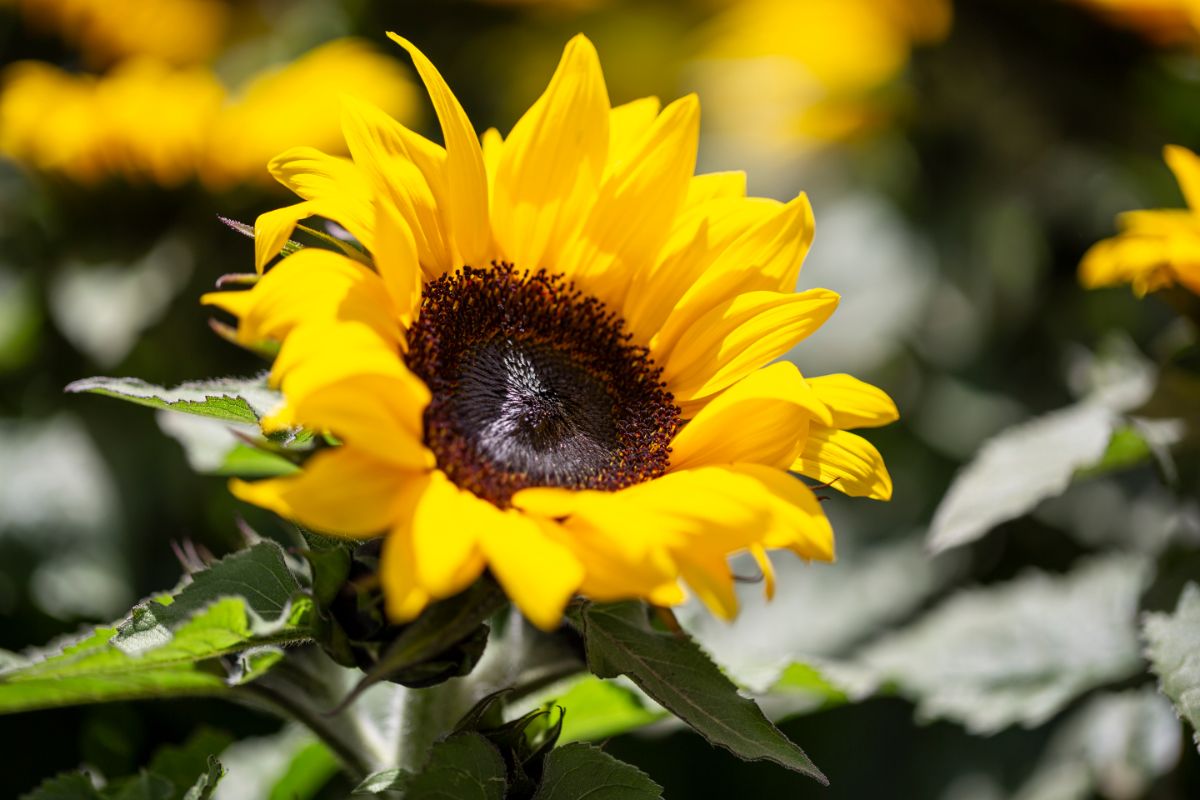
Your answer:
395;681;466;772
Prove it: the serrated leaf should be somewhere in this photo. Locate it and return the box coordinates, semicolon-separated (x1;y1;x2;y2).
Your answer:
569;601;826;784
531;743;662;800
181;757;224;800
356;733;508;799
860;556;1149;734
147;728;233;797
1012;689;1182;800
1143;582;1200;752
105;772;174;800
66;375;279;425
927;403;1117;553
553;677;665;743
20;773;103;800
0;543;314;713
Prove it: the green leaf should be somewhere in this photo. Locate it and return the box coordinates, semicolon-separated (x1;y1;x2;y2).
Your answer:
0;543;314;713
21;773;103;800
336;578;507;707
180;757;224;800
569;601;826;784
532;743;663;800
65;375;279;425
105;773;174;800
267;741;340;800
927;403;1117;553
860;556;1149;734
1012;690;1182;800
1143;582;1200;752
355;733;508;799
553;677;665;743
147;728;233;796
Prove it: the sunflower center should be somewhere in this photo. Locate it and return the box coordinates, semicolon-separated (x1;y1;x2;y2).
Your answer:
405;263;680;506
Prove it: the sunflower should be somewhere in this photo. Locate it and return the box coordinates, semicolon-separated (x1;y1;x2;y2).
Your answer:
204;34;897;630
1080;145;1200;297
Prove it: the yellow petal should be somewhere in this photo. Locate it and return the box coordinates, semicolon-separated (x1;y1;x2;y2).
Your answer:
677;551;738;621
622;196;780;341
791;425;893;501
608;96;660;171
402;471;487;598
1079;236;1173;295
727;464;835;561
481;127;503;194
478;513;583;631
340;96;453;276
203;249;400;345
252;201;313;274
673;193;815;313
658;288;840;407
267;146;376;250
230;447;409;537
669;362;825;470
381;527;431;623
374;201;423;327
557;94;700;308
684;171;747;207
806;373;899;429
492;34;610;271
749;544;776;601
388;33;490;267
1165;144;1200;212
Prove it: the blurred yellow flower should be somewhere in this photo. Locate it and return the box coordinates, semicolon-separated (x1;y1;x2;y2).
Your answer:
204;35;897;630
0;39;417;189
0;0;230;67
694;0;951;152
1080;145;1200;296
1067;0;1200;45
203;39;418;191
0;59;223;186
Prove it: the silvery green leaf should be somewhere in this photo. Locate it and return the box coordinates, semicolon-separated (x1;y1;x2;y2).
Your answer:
1013;690;1182;800
1143;583;1200;753
859;556;1150;734
927;402;1118;554
66;375;279;425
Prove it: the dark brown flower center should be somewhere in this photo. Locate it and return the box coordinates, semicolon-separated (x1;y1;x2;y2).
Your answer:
405;263;680;507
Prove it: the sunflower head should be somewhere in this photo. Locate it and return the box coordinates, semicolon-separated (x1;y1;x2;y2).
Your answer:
204;33;898;630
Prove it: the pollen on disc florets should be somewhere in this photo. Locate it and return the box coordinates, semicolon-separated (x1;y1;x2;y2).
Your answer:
405;262;680;507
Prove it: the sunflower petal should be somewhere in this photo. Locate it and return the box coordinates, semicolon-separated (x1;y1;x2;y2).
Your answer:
230;447;407;537
658;288;840;407
558;94;700;306
492;34;610;271
807;373;899;429
478;514;583;631
791;425;893;501
340;96;453;275
685;171;747;207
726;464;835;561
381;528;431;622
749;544;776;601
267;147;376;251
403;472;488;598
374;201;423;327
203;249;400;345
608;96;660;171
678;551;738;620
669;362;825;470
388;34;490;267
1165;144;1200;212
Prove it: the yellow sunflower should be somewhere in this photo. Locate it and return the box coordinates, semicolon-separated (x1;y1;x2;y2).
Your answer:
1080;145;1200;296
204;34;897;630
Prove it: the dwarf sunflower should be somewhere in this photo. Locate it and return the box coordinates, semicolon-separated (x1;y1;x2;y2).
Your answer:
204;34;897;630
1080;144;1200;296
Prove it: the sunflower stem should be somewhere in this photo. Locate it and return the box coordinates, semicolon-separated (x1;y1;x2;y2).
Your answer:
395;681;464;772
